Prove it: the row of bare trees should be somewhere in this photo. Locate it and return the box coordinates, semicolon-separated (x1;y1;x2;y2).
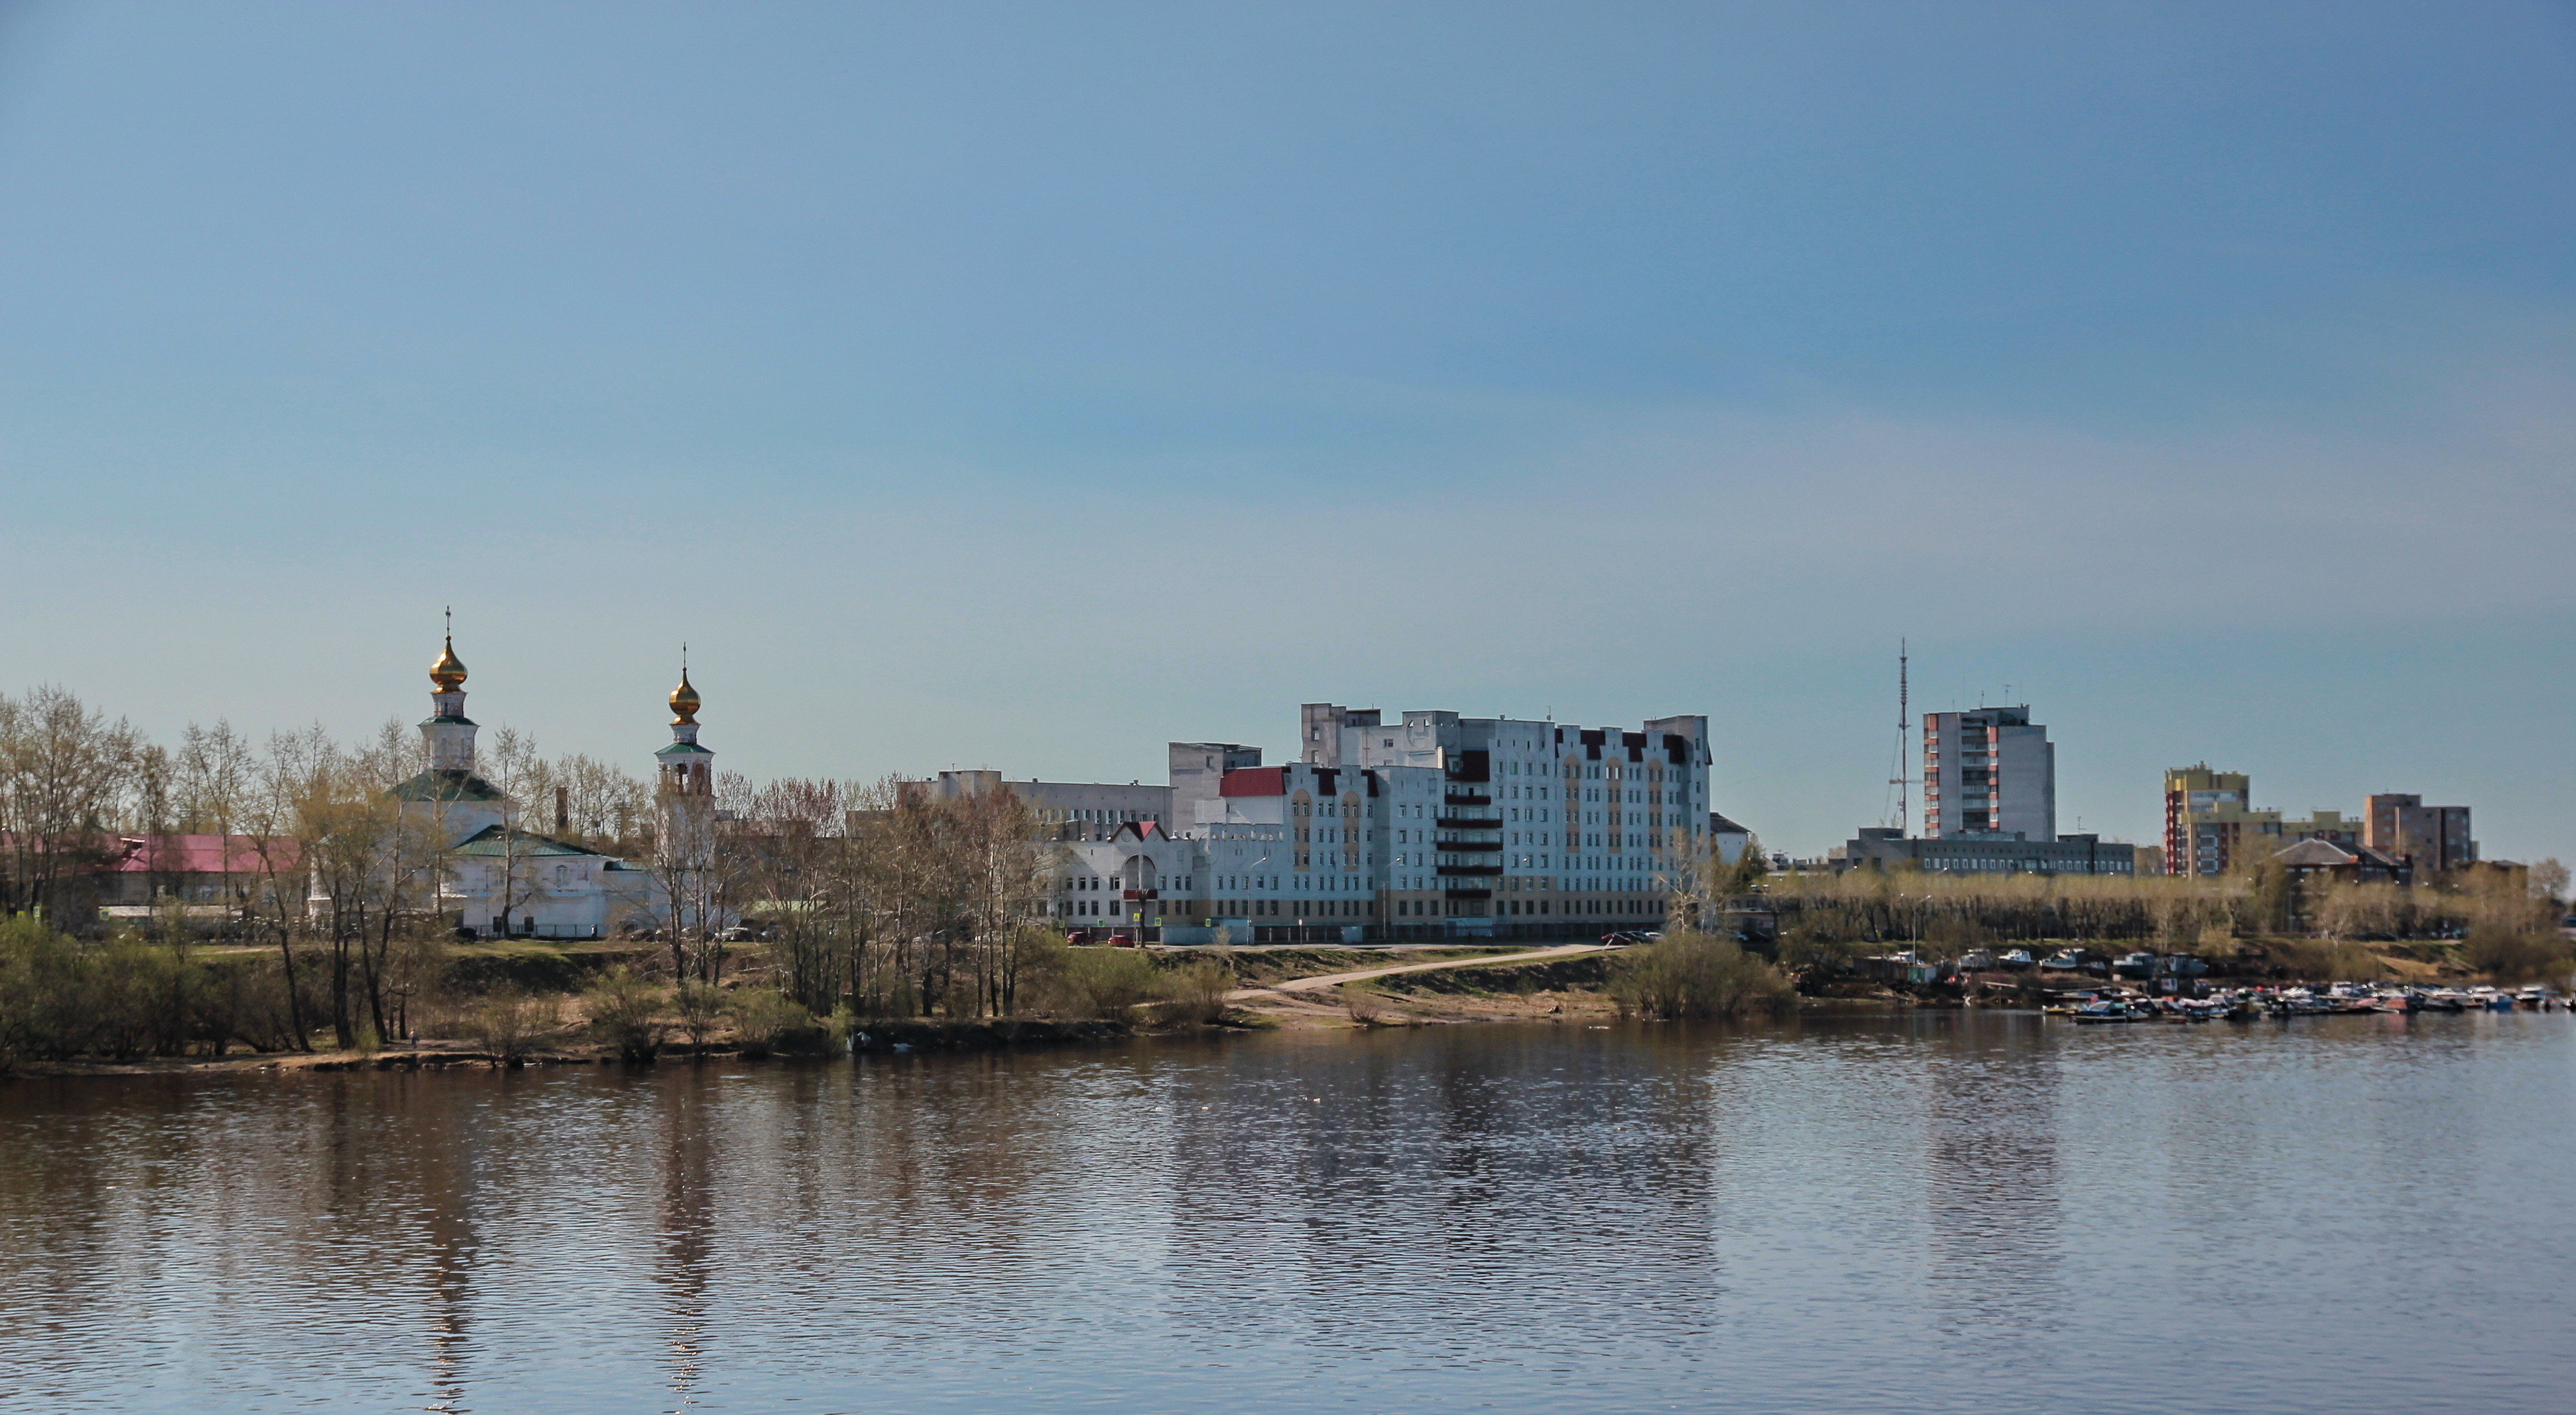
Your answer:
0;686;664;1050
1;678;1107;1048
1738;853;2569;963
717;776;1058;1018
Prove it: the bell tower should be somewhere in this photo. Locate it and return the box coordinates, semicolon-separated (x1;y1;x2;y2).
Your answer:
389;609;505;845
422;609;477;772
655;651;717;930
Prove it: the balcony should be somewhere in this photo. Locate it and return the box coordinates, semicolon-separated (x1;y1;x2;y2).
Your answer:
1437;863;1503;877
1440;840;1502;853
1435;816;1500;831
1443;792;1492;807
1442;887;1493;900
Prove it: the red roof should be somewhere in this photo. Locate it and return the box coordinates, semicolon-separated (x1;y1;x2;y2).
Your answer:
1219;767;1287;798
109;834;298;874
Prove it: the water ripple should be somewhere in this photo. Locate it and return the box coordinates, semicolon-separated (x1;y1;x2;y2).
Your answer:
1;1014;2569;1414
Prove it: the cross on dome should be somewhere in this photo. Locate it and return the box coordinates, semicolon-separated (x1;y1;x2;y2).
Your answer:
430;607;467;690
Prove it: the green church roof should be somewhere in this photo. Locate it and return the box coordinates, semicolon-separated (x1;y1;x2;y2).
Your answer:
448;824;613;859
389;769;507;803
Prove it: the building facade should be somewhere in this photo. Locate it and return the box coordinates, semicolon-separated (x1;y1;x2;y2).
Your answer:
1708;812;1752;866
1028;702;1715;942
930;769;1174;839
1831;827;2136;875
373;633;702;938
2274;837;2414;930
2165;763;2367;877
93;833;300;926
1924;706;2054;839
2364;794;2476;875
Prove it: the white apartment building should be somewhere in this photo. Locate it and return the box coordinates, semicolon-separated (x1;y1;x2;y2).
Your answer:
1037;763;1389;943
1923;706;2055;840
930;769;1170;839
1047;821;1202;932
995;702;1716;944
1300;705;1715;941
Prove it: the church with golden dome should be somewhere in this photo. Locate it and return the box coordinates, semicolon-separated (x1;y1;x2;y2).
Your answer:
387;627;717;939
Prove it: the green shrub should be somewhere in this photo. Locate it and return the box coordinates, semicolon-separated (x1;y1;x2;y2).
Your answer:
726;987;815;1057
0;914;88;1062
1042;946;1162;1020
1776;921;1870;971
583;967;665;1062
1609;931;1796;1020
2272;937;2388;983
0;918;233;1062
1341;977;1386;1026
674;981;725;1052
1157;959;1236;1025
469;989;554;1064
2461;926;2571;985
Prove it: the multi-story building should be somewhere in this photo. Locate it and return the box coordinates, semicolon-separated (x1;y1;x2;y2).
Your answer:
1046;820;1204;936
1923;706;2054;839
1166;742;1264;831
2364;794;2476;875
2282;810;2364;849
1026;702;1715;943
928;770;1171;839
2275;837;2414;930
2164;764;2366;877
2168;797;2276;879
1308;705;1713;939
1831;828;2136;876
2164;765;2250;868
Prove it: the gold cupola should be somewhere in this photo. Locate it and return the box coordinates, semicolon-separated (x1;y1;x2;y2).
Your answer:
430;635;468;691
669;668;701;726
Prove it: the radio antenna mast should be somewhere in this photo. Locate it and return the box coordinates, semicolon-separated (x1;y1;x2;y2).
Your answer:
1886;639;1913;834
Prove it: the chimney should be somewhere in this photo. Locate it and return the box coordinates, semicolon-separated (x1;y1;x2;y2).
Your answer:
554;785;570;835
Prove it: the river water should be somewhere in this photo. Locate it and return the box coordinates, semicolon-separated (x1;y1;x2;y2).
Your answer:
2;1013;2570;1414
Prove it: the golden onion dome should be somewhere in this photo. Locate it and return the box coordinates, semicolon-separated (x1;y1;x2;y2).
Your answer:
430;635;467;691
669;668;702;725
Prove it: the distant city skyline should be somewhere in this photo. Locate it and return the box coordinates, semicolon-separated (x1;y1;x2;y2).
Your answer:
0;3;2567;864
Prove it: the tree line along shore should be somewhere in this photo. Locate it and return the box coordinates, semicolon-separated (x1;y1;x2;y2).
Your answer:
5;899;2563;1074
1;684;2567;1071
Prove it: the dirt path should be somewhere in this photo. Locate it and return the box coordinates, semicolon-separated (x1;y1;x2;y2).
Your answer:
1223;943;1617;1001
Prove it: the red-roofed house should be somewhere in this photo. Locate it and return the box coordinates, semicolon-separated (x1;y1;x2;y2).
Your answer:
95;833;302;921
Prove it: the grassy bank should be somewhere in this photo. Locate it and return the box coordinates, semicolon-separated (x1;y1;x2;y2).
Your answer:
0;921;1267;1070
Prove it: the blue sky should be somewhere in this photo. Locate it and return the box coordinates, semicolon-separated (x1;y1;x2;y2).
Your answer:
2;1;2571;861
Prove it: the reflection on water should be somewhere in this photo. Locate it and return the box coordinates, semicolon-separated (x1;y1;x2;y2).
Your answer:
2;1014;2571;1414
